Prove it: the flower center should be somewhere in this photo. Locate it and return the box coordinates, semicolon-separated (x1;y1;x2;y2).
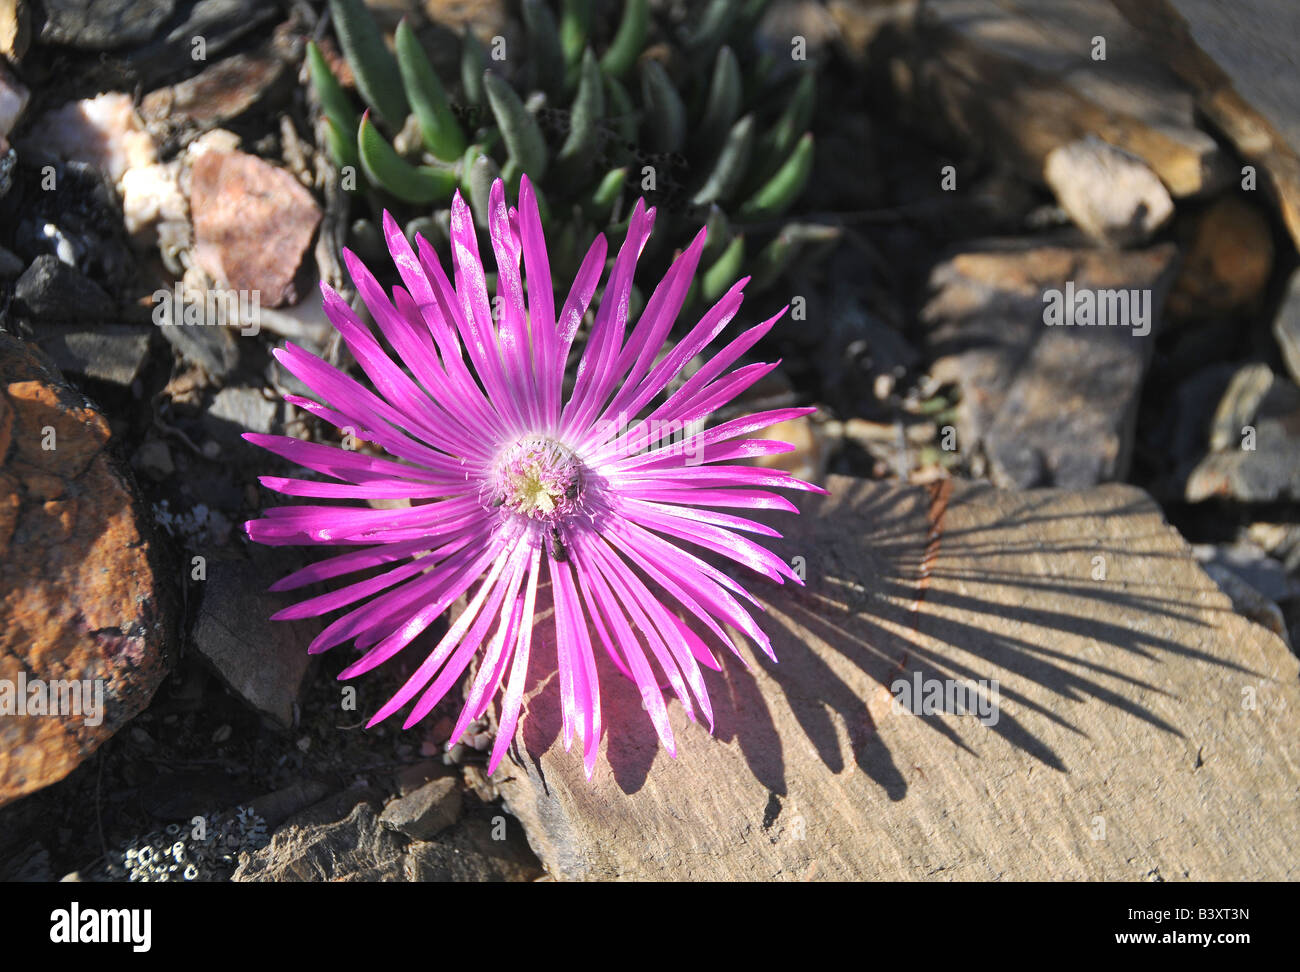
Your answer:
490;435;583;520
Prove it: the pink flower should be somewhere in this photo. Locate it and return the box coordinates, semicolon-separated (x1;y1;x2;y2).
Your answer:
245;176;821;777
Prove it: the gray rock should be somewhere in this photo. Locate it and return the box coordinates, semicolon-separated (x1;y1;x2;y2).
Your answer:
39;0;176;50
158;320;240;380
1272;267;1300;387
1186;376;1300;502
1207;363;1274;453
133;438;174;481
190;552;315;727
379;777;463;841
401;818;543;882
924;240;1179;488
0;246;21;279
207;386;278;440
1193;542;1300;605
232;796;406;882
30;323;151;386
1044;136;1174;247
14;255;113;320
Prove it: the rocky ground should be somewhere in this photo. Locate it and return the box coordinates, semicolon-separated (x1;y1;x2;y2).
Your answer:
0;0;1297;881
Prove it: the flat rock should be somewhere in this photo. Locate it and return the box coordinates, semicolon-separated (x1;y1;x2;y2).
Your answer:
923;240;1179;488
13;255;113;321
1185;373;1300;503
29;323;151;386
189;149;322;308
0;333;173;807
232;794;406;882
190;551;315;728
1271;267;1300;387
39;0;175;50
1044;135;1174;247
140;40;290;134
233;789;541;881
884;0;1226;197
1113;0;1300;249
379;777;462;841
497;477;1300;880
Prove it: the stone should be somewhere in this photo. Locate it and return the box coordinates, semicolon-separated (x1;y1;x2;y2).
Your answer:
206;386;278;444
189;149;322;308
379;777;463;841
0;333;173;807
1112;0;1300;250
29;323;151;386
400;818;542;881
157;315;240;380
126;0;280;88
1043;136;1174;247
119;161;187;238
496;477;1300;880
190;551;315;728
1167;197;1273;319
232;794;406;882
39;0;175;50
882;0;1225;197
21;92;157;186
232;788;541;882
1271;268;1300;387
0;59;28;138
922;240;1179;488
1206;363;1273;453
13;255;113;321
0;0;32;61
140;44;289;134
1185;374;1300;503
1199;563;1290;651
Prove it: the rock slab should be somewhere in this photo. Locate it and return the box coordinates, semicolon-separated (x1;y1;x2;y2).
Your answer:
497;477;1300;880
0;333;172;807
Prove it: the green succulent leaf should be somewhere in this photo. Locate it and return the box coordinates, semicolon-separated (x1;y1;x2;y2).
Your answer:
465;152;502;228
599;0;649;79
701;233;745;303
640;60;685;154
327;0;408;128
322;114;360;173
559;0;591;71
394;20;465;162
739;132;814;221
557;48;604;172
460;30;489;107
523;0;566;100
698;45;742;156
691;113;755;206
760;71;816;172
307;41;359;135
603;73;637;143
483;71;548;180
686;0;738;59
586;166;626;220
358;111;457;204
751;221;839;291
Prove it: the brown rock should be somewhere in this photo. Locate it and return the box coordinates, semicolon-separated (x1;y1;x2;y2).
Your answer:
1113;0;1300;250
190;149;322;308
882;0;1225;197
1167;197;1274;319
497;477;1300;880
140;44;289;134
0;333;173;807
1043;135;1174;246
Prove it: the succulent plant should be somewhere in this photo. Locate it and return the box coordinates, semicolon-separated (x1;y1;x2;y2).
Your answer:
308;0;830;304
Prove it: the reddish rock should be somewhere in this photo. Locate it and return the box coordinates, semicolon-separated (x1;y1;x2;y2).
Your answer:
0;333;173;807
190;149;322;308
